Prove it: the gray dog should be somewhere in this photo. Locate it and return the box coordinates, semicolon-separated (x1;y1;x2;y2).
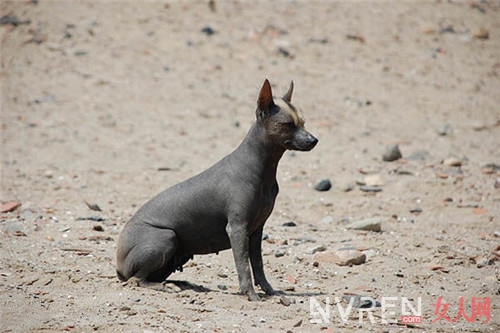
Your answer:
116;79;318;301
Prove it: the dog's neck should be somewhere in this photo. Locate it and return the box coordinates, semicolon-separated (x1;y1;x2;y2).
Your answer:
233;122;285;184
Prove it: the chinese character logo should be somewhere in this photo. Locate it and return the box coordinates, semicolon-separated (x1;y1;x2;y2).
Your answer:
432;297;490;324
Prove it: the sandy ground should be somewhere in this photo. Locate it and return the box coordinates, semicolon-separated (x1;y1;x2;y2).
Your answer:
1;0;500;332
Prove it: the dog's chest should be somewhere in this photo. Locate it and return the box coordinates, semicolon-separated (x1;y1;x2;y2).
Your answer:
250;181;279;233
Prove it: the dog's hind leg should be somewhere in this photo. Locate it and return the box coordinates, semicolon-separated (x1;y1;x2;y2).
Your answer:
117;228;178;284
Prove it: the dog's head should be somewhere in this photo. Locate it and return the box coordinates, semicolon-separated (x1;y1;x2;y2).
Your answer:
256;79;318;152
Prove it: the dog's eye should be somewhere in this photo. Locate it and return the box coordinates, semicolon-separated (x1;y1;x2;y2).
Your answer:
284;121;296;129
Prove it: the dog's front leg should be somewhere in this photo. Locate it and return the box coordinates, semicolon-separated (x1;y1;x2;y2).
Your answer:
226;221;260;301
249;225;275;295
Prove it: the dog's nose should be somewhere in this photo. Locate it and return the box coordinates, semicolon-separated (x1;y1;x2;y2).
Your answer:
309;134;318;148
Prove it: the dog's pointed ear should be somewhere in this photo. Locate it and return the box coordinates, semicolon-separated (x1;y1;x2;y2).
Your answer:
257;79;274;116
283;80;294;103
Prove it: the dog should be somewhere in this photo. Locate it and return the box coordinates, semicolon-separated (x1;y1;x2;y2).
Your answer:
116;79;318;301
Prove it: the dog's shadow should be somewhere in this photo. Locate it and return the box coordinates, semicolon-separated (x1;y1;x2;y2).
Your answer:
165;279;212;293
134;278;327;299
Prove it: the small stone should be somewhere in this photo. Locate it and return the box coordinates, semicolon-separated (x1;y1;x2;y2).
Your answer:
495;178;500;189
84;201;102;212
293;319;302;327
483;163;500;171
471;27;489;39
382;144;402;162
92;225;104;232
443;157;462;167
282;221;297;227
75;216;105;222
307;245;326;254
437;124;452;136
359;186;382;193
410;207;423;215
436;172;449;179
201;26;216;36
286;274;297;284
294;236;316;245
346;218;381;232
275;249;286;257
0;15;31;27
278;47;292;58
314;179;332;191
364;174;383;187
279;295;291;306
217;284;227;290
0;201;21;213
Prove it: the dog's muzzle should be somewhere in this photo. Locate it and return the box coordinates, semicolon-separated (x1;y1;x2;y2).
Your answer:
286;132;318;151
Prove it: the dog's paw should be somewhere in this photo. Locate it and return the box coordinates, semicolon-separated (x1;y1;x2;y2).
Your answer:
256;281;276;296
123;276;141;287
247;290;261;302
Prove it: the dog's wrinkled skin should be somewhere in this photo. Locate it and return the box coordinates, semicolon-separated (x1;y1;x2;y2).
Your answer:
116;80;318;301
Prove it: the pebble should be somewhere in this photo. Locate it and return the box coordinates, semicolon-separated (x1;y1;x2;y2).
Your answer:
293;236;316;245
0;201;21;213
275;249;286;257
92;225;104;232
84;201;102;212
363;174;383;187
495;178;500;189
382;144;402;162
217;284;227;290
346;218;381;232
359;186;382;193
442;156;462;167
313;250;366;266
282;221;297;227
410;207;423;214
483;163;500;171
0;15;31;27
278;47;292;58
471;27;489;39
280;295;292;306
201;26;216;36
314;179;332;191
76;216;105;222
307;245;326;254
437;124;452;136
